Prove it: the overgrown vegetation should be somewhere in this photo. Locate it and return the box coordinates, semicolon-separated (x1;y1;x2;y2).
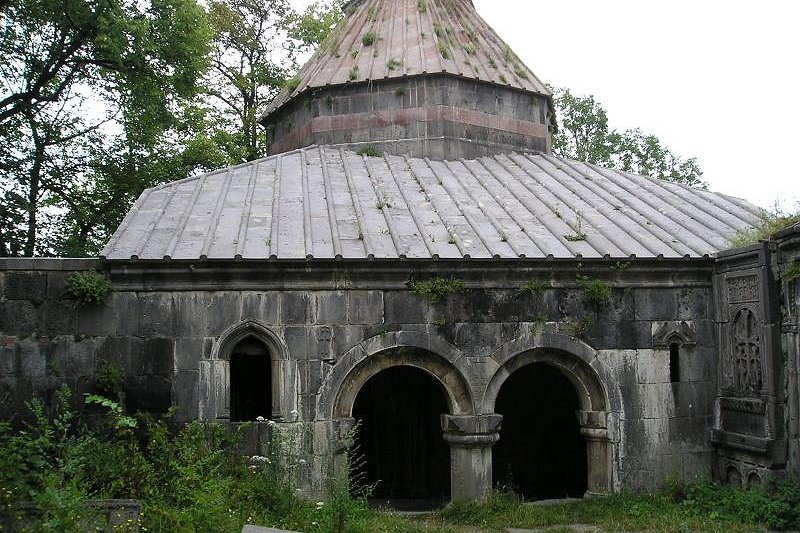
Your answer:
520;278;549;296
786;260;800;283
731;206;800;247
577;275;612;307
66;271;114;305
361;31;375;46
408;276;465;303
4;389;800;533
356;146;382;158
437;481;800;533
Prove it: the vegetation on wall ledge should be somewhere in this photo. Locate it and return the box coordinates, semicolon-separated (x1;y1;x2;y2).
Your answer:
577;275;612;307
66;271;114;305
408;276;465;303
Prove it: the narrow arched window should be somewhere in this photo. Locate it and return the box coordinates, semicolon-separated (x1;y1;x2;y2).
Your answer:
230;337;272;422
669;343;681;383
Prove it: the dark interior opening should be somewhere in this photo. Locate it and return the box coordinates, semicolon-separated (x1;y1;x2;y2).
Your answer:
493;362;587;500
352;365;450;509
670;343;681;383
230;337;271;422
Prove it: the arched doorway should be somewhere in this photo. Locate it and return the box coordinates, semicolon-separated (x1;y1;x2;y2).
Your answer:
493;362;587;500
351;366;450;508
230;337;271;422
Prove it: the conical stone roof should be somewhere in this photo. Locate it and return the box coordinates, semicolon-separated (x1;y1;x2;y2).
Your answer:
263;0;550;119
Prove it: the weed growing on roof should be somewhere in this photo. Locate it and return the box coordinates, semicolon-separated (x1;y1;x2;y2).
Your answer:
356;146;382;157
577;275;612;307
514;64;529;80
731;204;800;247
375;197;392;210
348;65;359;80
417;0;427;12
499;74;507;84
66;271;113;305
408;276;466;303
433;22;445;38
386;58;402;70
564;231;587;242
362;31;376;46
285;76;300;93
438;43;451;59
463;43;476;56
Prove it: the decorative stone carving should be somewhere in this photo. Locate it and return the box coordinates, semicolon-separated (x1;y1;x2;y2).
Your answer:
727;275;759;303
731;307;763;395
651;321;697;347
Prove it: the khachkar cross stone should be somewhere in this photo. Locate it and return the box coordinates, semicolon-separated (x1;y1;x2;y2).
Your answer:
731;307;762;395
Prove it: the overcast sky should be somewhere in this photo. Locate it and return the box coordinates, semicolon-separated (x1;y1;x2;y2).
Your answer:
292;0;799;210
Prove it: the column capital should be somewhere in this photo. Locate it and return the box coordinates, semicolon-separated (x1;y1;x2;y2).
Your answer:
441;414;503;447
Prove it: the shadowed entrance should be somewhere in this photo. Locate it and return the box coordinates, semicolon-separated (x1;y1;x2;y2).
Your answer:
230;337;271;422
352;366;450;508
493;362;587;500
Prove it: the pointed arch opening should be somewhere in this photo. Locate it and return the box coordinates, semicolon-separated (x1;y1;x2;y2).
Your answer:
230;337;272;422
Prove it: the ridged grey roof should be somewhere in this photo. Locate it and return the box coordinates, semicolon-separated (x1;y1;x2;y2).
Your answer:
102;147;762;261
263;0;550;120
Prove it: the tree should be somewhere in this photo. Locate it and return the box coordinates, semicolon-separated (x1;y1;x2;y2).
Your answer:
203;0;342;163
551;87;706;188
0;0;212;256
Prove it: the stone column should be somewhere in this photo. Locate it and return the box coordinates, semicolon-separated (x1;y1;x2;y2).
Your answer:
578;410;611;496
441;414;503;502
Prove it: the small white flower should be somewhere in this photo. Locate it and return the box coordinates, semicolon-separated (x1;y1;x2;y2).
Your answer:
298;459;307;465
255;416;265;422
267;420;277;427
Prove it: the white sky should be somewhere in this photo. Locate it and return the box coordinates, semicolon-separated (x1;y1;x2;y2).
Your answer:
291;0;799;210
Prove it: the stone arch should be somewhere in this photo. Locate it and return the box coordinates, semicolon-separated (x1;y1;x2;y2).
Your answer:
317;330;475;421
200;320;296;421
483;333;608;414
483;333;614;496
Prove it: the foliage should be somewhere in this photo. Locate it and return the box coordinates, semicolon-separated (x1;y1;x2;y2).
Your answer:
0;0;341;257
84;395;137;430
94;360;125;396
0;0;213;257
576;275;612;307
355;146;383;158
551;87;706;188
361;31;375;46
408;276;466;303
563;314;594;338
730;204;800;247
438;481;800;533
786;260;800;283
520;278;548;296
65;270;113;305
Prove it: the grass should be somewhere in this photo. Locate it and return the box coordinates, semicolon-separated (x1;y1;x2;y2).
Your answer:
4;391;800;533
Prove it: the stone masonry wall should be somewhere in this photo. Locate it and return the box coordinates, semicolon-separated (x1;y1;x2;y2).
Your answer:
0;258;717;495
266;75;552;159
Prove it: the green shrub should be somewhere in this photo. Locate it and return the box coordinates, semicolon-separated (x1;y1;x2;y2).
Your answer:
577;275;612;307
355;146;382;157
361;31;375;46
66;271;113;305
731;206;800;247
408;276;465;303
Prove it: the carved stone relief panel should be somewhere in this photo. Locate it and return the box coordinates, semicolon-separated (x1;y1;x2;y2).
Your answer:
730;307;763;396
727;274;759;304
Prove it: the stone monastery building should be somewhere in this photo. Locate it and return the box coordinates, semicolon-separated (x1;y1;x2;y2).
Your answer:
2;0;800;505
